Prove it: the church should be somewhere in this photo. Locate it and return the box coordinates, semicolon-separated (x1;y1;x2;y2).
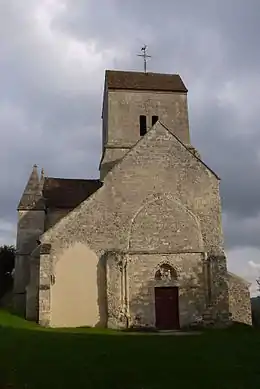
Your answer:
14;69;252;329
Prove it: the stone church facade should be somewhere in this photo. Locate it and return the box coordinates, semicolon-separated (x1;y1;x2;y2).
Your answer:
14;70;252;329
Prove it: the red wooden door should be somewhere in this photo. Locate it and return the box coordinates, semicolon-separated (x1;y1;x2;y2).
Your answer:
155;287;180;330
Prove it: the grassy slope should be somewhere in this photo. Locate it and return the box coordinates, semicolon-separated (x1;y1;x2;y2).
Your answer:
0;310;260;389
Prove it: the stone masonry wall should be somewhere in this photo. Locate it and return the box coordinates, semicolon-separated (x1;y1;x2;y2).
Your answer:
26;249;40;321
107;90;190;146
100;90;190;179
209;255;230;325
14;209;45;315
127;253;206;328
40;122;226;327
105;193;206;329
43;123;224;254
44;208;71;232
128;195;204;252
228;273;252;325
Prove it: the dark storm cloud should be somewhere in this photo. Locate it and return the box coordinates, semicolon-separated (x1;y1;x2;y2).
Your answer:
52;1;260;237
190;95;260;218
54;0;260;74
224;213;260;250
1;0;260;255
0;1;106;228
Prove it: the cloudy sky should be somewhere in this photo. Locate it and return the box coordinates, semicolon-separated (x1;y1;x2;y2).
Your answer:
1;0;260;294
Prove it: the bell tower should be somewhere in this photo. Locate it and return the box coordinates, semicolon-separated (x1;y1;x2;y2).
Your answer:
99;69;190;180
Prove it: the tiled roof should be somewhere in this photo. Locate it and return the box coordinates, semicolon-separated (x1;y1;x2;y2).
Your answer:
105;70;188;92
43;178;102;209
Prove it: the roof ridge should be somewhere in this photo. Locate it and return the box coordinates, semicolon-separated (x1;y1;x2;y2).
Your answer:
106;69;182;76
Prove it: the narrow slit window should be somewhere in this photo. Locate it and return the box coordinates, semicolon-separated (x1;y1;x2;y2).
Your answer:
139;115;147;136
152;115;159;126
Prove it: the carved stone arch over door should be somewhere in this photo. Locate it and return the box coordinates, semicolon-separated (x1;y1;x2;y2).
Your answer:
155;263;178;281
153;262;180;330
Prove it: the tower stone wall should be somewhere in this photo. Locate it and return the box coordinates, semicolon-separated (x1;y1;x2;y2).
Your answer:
100;71;190;180
13;165;45;315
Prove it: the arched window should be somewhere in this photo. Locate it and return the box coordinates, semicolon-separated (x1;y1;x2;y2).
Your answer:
155;264;177;281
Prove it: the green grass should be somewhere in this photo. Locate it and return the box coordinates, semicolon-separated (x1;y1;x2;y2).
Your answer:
0;310;260;388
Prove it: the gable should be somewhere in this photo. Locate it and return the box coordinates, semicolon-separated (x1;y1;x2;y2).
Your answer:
108;120;219;182
162;123;220;180
41;120;223;256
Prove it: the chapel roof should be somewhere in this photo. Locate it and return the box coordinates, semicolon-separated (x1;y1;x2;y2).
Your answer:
43;177;102;209
105;70;188;93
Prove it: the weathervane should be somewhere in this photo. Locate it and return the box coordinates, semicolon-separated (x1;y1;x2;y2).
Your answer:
137;45;151;73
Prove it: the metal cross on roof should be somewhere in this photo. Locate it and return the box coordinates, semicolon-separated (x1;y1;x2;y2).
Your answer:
137;45;151;73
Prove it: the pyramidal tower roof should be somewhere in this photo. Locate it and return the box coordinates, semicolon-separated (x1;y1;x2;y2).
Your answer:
105;70;188;93
18;165;44;210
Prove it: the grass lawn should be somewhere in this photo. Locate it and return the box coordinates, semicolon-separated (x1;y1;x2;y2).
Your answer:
0;310;260;389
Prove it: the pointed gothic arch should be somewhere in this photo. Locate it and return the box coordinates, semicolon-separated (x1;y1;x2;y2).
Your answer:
155;263;177;281
127;194;204;252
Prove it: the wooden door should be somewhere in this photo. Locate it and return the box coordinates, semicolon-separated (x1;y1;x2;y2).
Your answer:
155;287;180;330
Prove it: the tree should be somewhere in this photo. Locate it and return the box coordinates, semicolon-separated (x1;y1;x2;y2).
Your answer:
0;245;15;299
251;278;260;328
257;277;260;291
